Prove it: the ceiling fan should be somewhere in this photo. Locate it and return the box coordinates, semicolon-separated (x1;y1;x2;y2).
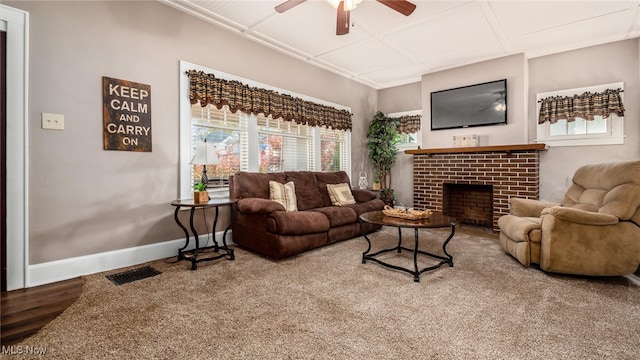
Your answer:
275;0;416;36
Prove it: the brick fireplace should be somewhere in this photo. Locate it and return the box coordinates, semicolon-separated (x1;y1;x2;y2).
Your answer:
407;144;546;231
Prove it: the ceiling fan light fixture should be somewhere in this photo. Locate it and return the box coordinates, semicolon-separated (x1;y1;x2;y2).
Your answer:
328;0;363;11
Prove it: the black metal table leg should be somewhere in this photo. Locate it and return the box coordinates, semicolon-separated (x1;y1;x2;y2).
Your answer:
221;203;236;260
175;206;190;256
359;211;456;282
211;206;220;252
442;224;455;267
413;228;420;282
188;207;199;270
360;219;372;264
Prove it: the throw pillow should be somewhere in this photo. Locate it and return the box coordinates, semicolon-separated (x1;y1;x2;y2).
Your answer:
327;183;356;206
269;181;298;212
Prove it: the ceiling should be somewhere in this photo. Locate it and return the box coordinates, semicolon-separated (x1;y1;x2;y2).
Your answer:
161;0;640;90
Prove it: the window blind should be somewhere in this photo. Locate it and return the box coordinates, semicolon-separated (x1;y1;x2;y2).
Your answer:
257;113;313;173
320;126;350;172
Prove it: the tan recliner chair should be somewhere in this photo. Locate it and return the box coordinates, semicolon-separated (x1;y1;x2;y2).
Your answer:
498;160;640;276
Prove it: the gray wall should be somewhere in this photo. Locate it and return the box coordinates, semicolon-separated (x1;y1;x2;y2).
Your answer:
378;82;422;206
421;53;529;148
380;53;529;207
6;0;638;268
529;39;639;201
7;0;377;264
378;39;639;206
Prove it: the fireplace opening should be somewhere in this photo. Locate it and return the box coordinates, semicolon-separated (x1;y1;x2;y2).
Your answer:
443;183;493;228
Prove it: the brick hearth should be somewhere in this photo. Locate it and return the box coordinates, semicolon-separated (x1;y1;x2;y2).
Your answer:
407;144;546;231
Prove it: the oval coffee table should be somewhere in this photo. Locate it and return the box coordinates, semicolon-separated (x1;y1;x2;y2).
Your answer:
360;210;456;282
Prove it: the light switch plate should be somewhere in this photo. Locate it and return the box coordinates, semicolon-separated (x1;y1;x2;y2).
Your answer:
42;113;65;130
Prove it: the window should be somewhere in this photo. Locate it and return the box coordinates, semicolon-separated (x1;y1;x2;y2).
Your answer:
190;104;246;190
179;61;351;198
536;82;624;147
320;126;350;171
387;110;422;151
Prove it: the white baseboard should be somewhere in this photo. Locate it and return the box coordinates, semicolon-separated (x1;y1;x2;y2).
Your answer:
27;231;233;287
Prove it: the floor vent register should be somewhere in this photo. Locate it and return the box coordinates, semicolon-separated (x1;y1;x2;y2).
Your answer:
106;266;162;286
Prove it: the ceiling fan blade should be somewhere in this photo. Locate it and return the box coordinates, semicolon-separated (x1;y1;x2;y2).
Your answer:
336;1;350;36
275;0;307;13
377;0;416;16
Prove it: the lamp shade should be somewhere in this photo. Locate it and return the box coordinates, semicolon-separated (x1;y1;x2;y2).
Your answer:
190;141;220;165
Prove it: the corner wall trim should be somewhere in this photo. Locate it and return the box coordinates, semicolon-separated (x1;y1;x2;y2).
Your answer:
28;232;232;287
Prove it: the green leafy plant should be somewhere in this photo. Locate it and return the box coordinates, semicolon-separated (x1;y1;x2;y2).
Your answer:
367;111;400;192
193;182;208;192
379;188;396;207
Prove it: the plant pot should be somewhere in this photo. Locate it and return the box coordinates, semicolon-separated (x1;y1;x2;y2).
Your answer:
194;191;209;204
372;182;381;190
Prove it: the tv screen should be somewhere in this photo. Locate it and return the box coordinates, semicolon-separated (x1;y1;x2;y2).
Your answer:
430;79;507;130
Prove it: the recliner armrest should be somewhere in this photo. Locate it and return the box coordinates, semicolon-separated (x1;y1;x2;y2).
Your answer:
541;206;619;225
510;198;559;217
237;198;285;215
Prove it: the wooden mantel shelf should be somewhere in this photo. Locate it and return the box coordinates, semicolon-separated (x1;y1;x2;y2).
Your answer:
405;143;547;155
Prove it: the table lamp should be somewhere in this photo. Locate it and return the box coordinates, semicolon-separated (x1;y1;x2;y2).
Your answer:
190;139;220;186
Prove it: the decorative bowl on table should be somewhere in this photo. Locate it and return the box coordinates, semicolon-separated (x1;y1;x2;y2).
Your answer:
382;205;433;220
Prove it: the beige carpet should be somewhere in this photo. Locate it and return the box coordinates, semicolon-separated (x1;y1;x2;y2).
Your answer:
16;227;640;359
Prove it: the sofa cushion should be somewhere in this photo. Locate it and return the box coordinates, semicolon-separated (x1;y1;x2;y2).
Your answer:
267;211;331;235
601;184;640;219
316;171;352;207
562;160;640;220
269;181;298;212
232;172;286;200
327;183;356;206
310;206;357;227
285;171;324;210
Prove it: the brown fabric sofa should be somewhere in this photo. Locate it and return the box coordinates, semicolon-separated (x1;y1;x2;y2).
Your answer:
229;171;385;259
498;160;640;276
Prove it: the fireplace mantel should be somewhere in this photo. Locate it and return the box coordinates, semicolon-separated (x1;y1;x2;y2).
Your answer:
405;143;547;156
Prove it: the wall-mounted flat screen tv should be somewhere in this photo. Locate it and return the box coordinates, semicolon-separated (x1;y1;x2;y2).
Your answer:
430;79;507;130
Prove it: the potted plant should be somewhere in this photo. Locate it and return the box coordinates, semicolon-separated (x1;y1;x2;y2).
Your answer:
193;182;209;204
367;111;400;206
372;172;382;191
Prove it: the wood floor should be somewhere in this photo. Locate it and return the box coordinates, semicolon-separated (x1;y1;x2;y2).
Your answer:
1;277;83;345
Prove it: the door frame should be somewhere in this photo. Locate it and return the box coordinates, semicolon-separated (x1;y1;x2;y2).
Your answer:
1;28;7;292
1;5;28;291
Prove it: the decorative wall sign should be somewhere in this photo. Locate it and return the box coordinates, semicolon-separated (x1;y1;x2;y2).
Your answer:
102;76;152;152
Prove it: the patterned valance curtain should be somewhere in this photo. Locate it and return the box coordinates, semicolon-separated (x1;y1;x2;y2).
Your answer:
187;70;352;131
538;88;625;124
389;114;421;134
